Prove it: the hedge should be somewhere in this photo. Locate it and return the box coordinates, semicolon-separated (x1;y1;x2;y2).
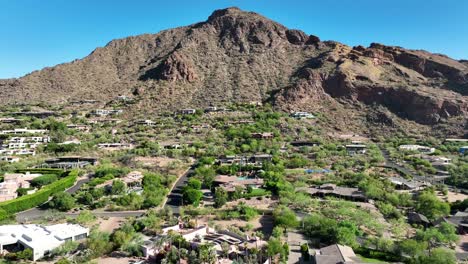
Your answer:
0;170;78;217
16;168;66;177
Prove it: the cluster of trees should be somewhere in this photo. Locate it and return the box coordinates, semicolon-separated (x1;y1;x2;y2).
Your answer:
182;178;204;206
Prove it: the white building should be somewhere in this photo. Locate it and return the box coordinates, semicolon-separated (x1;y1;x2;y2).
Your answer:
0;156;20;163
0;128;48;135
92;109;123;116
0;224;89;261
399;145;435;154
291;111;315;119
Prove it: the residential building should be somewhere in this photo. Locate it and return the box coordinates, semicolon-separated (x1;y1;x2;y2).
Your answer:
0;128;48;135
0;156;19;163
66;124;91;132
315;244;372;264
91;109;123;116
290;111;315;119
399;144;435;154
387;176;429;191
445;138;468;143
179;109;196;115
216;154;272;166
297;184;367;202
0;172;42;202
214;175;264;192
290;140;320;147
97;143;133;150
0;118;22;124
0;224;89;261
345;144;367;155
251;132;274;139
134;120;156;126
43;156;98;169
408;212;430;227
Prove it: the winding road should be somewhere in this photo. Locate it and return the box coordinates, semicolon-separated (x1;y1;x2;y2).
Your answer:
163;165;194;215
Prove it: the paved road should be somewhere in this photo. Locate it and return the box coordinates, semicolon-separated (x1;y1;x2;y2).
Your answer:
16;175;90;222
164;165;194;215
66;177;90;194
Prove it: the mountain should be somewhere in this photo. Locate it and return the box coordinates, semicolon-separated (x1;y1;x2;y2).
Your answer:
1;7;467;136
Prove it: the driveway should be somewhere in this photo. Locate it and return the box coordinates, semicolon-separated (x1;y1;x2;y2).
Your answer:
164;165;194;215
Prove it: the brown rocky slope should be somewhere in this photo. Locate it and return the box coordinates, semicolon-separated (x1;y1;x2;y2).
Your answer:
0;7;466;136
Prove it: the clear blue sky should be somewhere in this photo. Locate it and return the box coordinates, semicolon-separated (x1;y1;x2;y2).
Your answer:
1;0;467;79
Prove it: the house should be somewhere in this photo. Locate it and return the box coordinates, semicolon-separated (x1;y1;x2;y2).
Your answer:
0;118;22;124
97;143;133;150
315;244;370;264
290;140;320;147
179;109;196;115
0;172;43;202
251;132;274;139
216;154;272;166
214;175;264;192
88;118;122;125
0;224;88;261
0;149;35;156
408;212;430;227
460;146;468;155
0;156;19;163
134;120;156;126
43;156;98;169
445;138;468;143
66;124;91;132
204;106;218;113
91;109;123;116
433;216;468;234
297;184;367;202
250;154;273;165
388;176;429;191
290;112;315;119
345;144;367;155
399;144;435;154
0;128;48;135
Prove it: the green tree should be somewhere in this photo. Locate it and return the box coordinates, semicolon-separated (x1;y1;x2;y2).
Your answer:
87;230;113;258
273;206;299;231
111;179;126;195
415;190;450;220
49;192;76;211
183;188;203;206
415;247;457;264
214;187;228;208
397;239;427;257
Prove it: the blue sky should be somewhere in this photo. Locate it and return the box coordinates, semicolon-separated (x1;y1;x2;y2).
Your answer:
1;0;467;78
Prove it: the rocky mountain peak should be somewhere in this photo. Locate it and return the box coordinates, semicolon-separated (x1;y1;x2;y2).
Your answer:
0;7;466;136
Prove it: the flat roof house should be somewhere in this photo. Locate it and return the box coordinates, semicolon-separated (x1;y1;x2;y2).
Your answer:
43;156;98;169
0;128;48;135
251;132;274;139
0;224;89;261
399;144;435;154
179;109;196;115
345;144;367;155
214;175;264;192
297;184;367;202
